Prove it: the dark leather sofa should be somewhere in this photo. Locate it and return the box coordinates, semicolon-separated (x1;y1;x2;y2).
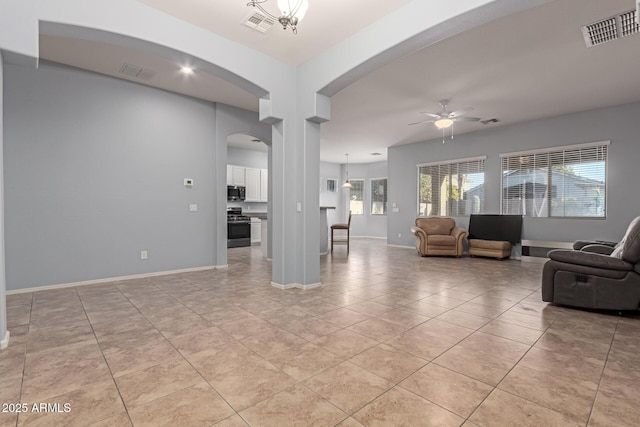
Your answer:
541;217;640;310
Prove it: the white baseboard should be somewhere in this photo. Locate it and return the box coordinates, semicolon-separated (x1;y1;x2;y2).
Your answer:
0;331;9;349
6;265;220;295
387;244;415;249
271;281;322;290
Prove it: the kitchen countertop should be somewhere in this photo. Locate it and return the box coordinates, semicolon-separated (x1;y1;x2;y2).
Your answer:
244;211;267;219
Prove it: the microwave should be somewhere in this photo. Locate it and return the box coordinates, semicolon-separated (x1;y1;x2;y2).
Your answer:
227;185;246;201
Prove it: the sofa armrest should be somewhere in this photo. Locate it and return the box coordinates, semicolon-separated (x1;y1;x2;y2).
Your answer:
573;240;617;251
548;249;632;271
411;226;426;240
580;244;615;255
451;227;468;240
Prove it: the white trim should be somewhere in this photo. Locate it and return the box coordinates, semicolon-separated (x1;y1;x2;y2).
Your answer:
521;240;573;249
6;265;218;295
417;155;487;168
271;281;322;290
351;235;387;240
500;140;610;158
387;244;415;249
0;331;9;349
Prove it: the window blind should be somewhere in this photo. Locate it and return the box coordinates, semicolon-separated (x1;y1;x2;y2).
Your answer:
501;142;608;218
418;157;485;217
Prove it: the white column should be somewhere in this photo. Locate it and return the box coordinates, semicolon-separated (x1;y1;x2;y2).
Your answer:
0;51;9;349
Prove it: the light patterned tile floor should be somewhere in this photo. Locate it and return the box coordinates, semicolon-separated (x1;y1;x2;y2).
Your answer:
2;239;640;426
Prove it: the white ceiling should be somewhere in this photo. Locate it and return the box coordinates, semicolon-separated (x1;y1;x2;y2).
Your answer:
137;0;412;65
38;0;640;164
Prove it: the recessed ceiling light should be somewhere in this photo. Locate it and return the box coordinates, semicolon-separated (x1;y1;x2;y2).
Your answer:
180;66;194;75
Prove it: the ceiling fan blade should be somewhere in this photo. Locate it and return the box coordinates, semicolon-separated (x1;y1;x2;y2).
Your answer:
454;116;481;122
419;112;442;119
450;107;474;117
408;119;435;126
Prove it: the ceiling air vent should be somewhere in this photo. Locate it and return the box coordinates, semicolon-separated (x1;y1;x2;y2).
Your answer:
242;11;276;33
118;63;156;81
581;9;639;47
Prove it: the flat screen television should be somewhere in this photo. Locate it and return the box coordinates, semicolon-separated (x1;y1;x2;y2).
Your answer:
468;214;523;244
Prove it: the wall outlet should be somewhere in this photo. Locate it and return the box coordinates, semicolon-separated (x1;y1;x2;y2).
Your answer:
140;250;148;260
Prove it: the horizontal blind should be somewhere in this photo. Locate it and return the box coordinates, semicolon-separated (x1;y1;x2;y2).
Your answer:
418;158;485;217
501;143;607;218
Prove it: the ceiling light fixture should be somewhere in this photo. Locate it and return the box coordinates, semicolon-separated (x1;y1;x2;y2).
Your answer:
180;66;194;75
247;0;309;34
434;118;454;129
342;154;353;189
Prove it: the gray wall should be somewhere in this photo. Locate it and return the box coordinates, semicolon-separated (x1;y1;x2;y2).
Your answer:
228;146;268;169
0;52;7;343
3;61;266;290
388;101;640;247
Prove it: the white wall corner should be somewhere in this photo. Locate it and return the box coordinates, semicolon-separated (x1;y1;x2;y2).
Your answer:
0;331;9;350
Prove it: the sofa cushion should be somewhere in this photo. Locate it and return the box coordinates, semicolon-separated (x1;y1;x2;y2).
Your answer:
427;235;456;246
469;239;511;250
416;217;455;235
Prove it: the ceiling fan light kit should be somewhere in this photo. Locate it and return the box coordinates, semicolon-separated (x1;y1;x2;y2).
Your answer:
247;0;309;34
409;100;481;143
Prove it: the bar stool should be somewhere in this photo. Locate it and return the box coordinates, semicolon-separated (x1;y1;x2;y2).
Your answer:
331;211;352;253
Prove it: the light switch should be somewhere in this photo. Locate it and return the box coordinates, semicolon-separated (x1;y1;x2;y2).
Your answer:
392;207;399;213
296;202;302;212
189;204;198;212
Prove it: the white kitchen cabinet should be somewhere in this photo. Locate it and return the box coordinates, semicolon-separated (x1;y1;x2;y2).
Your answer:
227;165;245;186
260;169;268;202
250;217;261;243
244;167;261;201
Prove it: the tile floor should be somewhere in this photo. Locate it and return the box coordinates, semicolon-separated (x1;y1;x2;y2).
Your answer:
2;239;639;426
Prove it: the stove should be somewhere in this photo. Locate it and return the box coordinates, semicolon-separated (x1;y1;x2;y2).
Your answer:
227;207;251;248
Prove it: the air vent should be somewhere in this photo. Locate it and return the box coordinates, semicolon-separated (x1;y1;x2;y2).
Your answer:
480;118;500;125
118;63;156;81
581;9;639;48
242;11;276;33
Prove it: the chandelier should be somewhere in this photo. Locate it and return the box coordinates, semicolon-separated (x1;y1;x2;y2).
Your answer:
342;154;353;189
247;0;309;34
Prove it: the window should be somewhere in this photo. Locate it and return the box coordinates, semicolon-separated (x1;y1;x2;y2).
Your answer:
501;142;608;218
418;157;486;217
349;179;364;215
370;178;387;215
326;178;337;193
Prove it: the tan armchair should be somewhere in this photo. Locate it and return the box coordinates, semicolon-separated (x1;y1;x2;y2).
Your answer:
410;217;467;257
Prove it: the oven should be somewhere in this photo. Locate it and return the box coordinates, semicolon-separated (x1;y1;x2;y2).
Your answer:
227;207;251;248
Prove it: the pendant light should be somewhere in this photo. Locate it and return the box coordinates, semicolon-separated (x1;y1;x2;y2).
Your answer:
342;154;353;188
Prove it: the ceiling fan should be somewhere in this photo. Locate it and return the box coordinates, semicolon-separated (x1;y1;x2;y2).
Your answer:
409;100;481;142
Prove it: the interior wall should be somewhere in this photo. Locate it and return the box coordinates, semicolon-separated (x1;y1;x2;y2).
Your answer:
3;61;264;290
388;101;640;247
0;51;8;345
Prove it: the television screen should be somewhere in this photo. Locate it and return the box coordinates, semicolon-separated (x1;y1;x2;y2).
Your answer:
468;214;523;244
